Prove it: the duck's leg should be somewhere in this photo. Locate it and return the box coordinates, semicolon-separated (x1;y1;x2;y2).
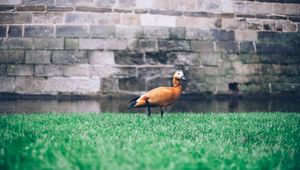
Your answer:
146;100;151;116
160;107;164;117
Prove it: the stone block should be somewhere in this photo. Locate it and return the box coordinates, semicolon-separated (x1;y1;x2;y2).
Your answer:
16;6;45;11
32;12;63;24
24;25;54;38
216;41;238;54
46;6;73;11
52;51;88;65
240;41;255;54
35;65;64;77
0;0;21;5
65;12;95;24
90;25;116;38
239;54;260;64
116;26;143;39
136;0;153;8
63;64;91;77
79;39;105;50
94;0;116;6
169;27;185;40
64;38;78;49
145;51;169;65
22;0;54;5
274;3;300;15
0;65;6;76
233;1;250;14
89;51;115;65
248;20;263;30
0;50;24;64
140;14;176;27
262;21;275;31
277;20;297;32
170;52;201;66
212;30;235;41
92;65;117;78
221;19;239;29
137;67;176;78
128;39;156;52
115;51;144;65
106;39;128;50
101;78;118;93
146;77;172;91
152;0;169;9
8;25;22;37
25;50;51;64
201;53;221;66
158;40;190;51
0;38;33;49
119;0;135;8
149;9;182;16
113;66;136;78
191;41;214;53
0;26;6;37
96;13;120;25
170;0;196;10
56;25;89;38
250;2;273;15
7;65;34;76
197;0;221;13
56;0;94;6
176;17;217;29
0;13;32;24
185;28;212;40
122;14;140;26
143;27;169;39
235;30;257;41
119;77;145;91
0;77;15;92
33;38;64;50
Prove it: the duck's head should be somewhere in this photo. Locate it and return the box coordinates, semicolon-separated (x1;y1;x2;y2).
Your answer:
173;70;186;81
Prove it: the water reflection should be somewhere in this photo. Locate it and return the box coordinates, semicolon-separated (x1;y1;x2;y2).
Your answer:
0;98;299;114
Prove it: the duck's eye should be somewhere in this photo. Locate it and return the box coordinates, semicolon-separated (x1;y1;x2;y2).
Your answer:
177;73;180;75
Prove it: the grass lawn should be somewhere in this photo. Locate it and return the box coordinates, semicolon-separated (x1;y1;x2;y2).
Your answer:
0;112;299;170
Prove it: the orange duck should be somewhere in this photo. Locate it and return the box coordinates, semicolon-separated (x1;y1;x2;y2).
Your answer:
128;70;186;117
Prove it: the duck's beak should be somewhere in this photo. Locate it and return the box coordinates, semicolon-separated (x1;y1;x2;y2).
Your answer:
181;76;187;80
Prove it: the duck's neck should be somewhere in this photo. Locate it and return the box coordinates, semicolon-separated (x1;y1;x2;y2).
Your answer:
172;78;182;88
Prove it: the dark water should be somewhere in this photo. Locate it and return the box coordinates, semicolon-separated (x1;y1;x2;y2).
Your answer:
0;98;300;114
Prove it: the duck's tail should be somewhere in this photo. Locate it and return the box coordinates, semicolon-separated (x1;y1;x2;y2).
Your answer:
128;96;139;109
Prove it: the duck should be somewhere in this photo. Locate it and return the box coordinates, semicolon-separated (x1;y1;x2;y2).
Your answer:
128;70;186;117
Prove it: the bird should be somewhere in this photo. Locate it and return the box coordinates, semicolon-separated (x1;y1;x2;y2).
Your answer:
128;70;186;117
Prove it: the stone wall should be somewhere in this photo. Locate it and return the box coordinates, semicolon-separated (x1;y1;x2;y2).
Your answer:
0;0;300;98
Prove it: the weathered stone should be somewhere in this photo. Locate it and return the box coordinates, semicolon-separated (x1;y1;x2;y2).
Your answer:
216;41;239;54
0;26;6;37
56;0;94;6
101;78;118;93
64;64;91;77
146;77;172;91
170;52;201;66
52;51;88;65
240;54;260;64
46;6;73;11
56;25;89;38
273;3;300;15
221;19;239;29
170;0;196;10
0;77;15;92
25;50;51;64
158;40;190;51
0;38;33;49
240;41;255;54
75;6;112;12
233;1;251;14
140;14;176;27
92;65;117;78
119;0;135;8
145;51;169;65
106;39;127;50
177;17;217;29
191;41;214;53
0;13;32;24
183;11;215;18
289;16;300;23
137;67;176;78
186;28;212;40
235;30;257;41
7;65;34;76
197;0;221;13
0;65;7;76
277;20;297;32
64;38;78;49
22;0;54;5
149;9;182;16
94;0;116;6
119;77;145;91
135;0;153;8
128;39;156;51
122;14;140;26
262;21;276;31
33;38;64;50
169;27;185;40
0;0;21;5
91;25;116;38
96;13;120;25
248;20;263;30
201;53;221;66
24;25;54;38
143;27;169;39
16;6;45;11
65;12;95;24
32;12;63;24
8;25;22;37
116;26;143;39
0;6;14;12
113;66;136;78
89;51;114;65
250;2;273;15
115;51;144;65
0;50;24;64
212;30;235;41
35;65;63;77
79;39;105;50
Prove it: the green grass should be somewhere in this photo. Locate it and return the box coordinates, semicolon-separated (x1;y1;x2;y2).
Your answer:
0;112;299;170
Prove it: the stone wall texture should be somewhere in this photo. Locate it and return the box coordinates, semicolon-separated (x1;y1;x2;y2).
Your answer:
0;0;300;98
